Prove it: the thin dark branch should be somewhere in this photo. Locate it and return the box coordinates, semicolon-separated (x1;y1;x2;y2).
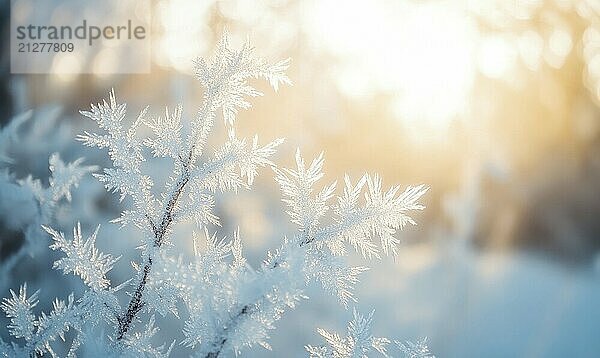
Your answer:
205;305;251;358
204;233;315;357
116;157;191;340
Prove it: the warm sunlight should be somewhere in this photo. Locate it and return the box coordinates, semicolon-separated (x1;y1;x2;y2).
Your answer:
154;0;212;72
305;0;477;133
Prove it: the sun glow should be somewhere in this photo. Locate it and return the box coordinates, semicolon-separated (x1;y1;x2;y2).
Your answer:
306;0;477;133
154;0;212;72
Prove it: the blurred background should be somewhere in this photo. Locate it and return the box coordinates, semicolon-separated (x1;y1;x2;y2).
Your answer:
1;0;600;356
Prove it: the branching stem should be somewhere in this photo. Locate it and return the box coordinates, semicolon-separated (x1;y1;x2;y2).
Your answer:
116;153;192;340
203;237;312;357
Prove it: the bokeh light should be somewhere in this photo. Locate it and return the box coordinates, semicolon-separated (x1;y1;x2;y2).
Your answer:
305;0;477;134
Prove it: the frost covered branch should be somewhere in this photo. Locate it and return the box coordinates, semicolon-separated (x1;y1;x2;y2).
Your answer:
191;150;427;357
75;35;290;342
2;34;429;357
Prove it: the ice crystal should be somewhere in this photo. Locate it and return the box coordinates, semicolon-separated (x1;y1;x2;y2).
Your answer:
43;223;119;292
306;309;390;358
396;338;436;358
306;309;435;358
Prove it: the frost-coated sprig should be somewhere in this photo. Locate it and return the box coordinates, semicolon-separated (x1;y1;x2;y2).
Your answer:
1;34;429;357
0;114;97;291
306;309;435;358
